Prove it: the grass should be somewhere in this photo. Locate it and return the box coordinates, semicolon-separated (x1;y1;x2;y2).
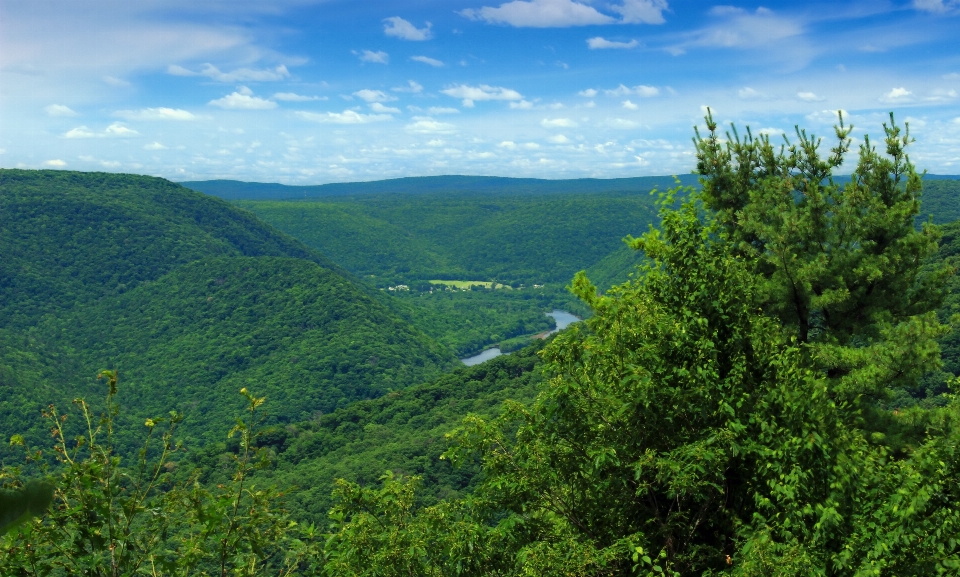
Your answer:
428;280;513;289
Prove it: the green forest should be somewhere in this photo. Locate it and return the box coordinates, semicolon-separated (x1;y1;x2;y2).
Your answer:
3;113;960;574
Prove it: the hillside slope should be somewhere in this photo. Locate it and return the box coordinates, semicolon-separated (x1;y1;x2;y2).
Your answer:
0;170;456;459
236;191;662;286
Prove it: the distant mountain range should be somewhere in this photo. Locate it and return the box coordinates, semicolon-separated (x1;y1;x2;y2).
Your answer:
180;173;960;201
180;174;705;200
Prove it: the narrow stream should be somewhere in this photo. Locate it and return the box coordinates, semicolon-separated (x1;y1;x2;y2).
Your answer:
461;310;581;366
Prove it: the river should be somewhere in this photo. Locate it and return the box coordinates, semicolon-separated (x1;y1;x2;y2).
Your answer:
461;310;581;366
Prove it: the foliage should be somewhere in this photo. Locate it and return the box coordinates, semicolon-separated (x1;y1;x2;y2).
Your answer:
0;374;316;576
247;343;545;525
387;286;557;357
0;171;456;463
235;190;661;286
321;115;960;575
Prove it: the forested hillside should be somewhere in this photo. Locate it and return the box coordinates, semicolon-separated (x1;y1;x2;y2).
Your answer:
234;191;662;286
0;170;455;460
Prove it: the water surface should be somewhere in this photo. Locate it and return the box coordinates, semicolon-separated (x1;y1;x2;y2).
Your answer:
460;309;581;366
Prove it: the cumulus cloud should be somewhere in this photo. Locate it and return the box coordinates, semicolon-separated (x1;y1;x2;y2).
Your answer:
510;100;535;109
406;117;457;134
881;87;913;102
441;84;523;107
392;80;424;93
167;63;290;82
354;50;389;64
411;55;444;67
369;102;401;114
383;17;432;40
541;118;578;128
460;0;666;27
114;107;196;120
604;84;659;97
498;141;517;149
273;92;326;102
45;104;77;117
622;100;638;110
354;89;397;103
208;87;277;109
428;107;460;114
144;142;167;150
578;88;598;97
64;123;138;138
296;110;393;124
547;134;570;143
797;91;824;102
606;118;640;129
44;159;67;167
587;37;639;49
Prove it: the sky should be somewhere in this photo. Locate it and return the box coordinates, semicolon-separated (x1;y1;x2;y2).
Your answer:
1;0;959;184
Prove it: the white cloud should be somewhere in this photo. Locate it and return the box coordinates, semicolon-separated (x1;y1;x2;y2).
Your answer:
167;63;290;82
670;7;802;54
510;100;534;109
756;127;785;136
296;110;393;124
273;92;325;102
144;142;167;150
369;102;401;113
611;0;668;24
428;106;460;114
441;84;523;107
114;107;196;120
797;91;824;102
103;75;131;87
738;87;766;99
392;80;424;93
578;88;598;97
64;126;98;138
622;100;638;110
105;123;138;136
45;104;77;117
354;89;397;103
604;84;659;97
354;50;389;64
44;159;67;167
607;118;640;129
913;0;960;13
406;117;456;134
547;134;570;143
881;87;913;102
64;123;138;138
499;141;517;149
944;72;960;80
208;88;277;110
383;17;432;41
541;118;578;128
460;0;615;27
587;37;639;49
953;117;960;125
411;55;444;67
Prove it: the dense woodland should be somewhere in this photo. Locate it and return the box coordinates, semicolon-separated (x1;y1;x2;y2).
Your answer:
3;115;960;574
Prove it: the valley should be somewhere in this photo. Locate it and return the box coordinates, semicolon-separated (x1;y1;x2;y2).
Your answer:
4;166;960;573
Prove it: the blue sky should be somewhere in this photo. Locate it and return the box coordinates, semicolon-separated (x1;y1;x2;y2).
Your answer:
2;0;959;183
